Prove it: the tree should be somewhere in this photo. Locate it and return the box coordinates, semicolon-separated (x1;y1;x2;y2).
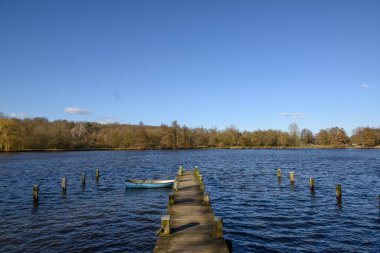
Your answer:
300;128;314;145
288;123;300;146
278;132;289;147
315;129;329;145
159;124;172;149
0;118;21;151
362;127;377;146
251;130;265;146
329;127;348;147
171;121;180;149
237;131;253;146
134;122;148;149
70;122;88;148
220;125;241;147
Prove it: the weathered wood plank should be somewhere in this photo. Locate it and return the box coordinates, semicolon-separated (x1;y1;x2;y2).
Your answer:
154;169;230;253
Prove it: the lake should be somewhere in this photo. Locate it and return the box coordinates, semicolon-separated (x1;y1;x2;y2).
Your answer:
0;149;379;252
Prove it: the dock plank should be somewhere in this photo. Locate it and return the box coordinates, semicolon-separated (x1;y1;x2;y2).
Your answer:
154;170;230;253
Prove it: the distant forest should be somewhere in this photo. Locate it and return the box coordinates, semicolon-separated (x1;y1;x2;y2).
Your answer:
0;115;379;152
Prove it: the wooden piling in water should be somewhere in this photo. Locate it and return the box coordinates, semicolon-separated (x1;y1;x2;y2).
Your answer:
82;173;86;186
203;192;210;205
277;168;281;179
96;169;100;180
378;195;380;208
336;184;342;204
198;174;203;184
194;166;199;176
290;171;295;184
200;182;205;192
169;192;175;205
213;217;223;237
33;184;39;204
310;177;315;192
178;166;183;176
62;177;67;192
160;215;171;236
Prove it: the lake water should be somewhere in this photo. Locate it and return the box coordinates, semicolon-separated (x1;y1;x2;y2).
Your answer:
0;149;379;252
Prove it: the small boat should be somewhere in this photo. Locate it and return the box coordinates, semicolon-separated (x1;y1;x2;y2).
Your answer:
125;179;175;189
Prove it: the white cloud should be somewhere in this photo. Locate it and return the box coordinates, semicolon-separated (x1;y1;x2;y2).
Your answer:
96;117;122;124
64;107;91;115
10;112;28;119
279;112;305;120
360;83;369;88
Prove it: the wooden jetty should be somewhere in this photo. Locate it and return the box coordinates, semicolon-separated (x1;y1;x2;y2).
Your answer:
154;168;230;253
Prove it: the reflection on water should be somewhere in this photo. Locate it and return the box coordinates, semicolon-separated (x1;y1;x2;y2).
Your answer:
0;149;380;252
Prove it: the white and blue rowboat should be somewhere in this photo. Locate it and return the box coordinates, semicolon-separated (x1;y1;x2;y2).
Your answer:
125;179;175;189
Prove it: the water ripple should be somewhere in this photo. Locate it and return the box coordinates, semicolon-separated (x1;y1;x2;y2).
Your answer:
0;150;380;252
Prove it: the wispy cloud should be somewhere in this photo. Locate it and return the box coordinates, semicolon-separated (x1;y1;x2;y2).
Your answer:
96;117;122;124
10;112;28;119
279;112;305;120
64;107;91;115
360;83;369;89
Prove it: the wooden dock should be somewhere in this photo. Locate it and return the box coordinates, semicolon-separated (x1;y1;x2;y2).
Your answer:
154;168;230;253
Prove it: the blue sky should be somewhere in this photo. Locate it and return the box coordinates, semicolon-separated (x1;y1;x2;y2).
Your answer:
1;0;379;134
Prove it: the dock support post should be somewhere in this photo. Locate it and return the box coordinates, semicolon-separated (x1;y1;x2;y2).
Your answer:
33;184;39;204
290;171;295;184
194;166;199;176
161;215;171;236
336;184;342;204
178;166;182;176
310;177;315;192
198;174;203;184
277;168;281;179
62;177;67;192
96;169;100;180
173;181;178;191
200;182;205;192
169;192;174;205
378;195;380;208
203;192;210;205
213;217;223;237
82;173;86;186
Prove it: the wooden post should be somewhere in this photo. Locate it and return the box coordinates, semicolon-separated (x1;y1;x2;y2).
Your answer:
378;195;380;208
62;177;67;192
336;184;342;204
290;171;295;184
198;174;203;184
203;192;210;205
96;169;100;180
310;177;315;192
82;173;86;186
169;192;174;205
161;215;171;236
173;181;178;191
194;166;199;176
213;217;223;237
33;184;39;204
277;168;281;179
178;166;182;176
200;182;205;192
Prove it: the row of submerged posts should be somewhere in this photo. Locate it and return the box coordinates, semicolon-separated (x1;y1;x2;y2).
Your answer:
32;169;100;205
277;168;378;206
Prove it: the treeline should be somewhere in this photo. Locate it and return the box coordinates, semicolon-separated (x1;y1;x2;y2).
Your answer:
0;116;379;152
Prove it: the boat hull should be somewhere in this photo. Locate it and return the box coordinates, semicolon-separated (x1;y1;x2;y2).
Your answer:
125;179;174;189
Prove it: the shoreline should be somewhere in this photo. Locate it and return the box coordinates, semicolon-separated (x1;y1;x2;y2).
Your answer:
1;145;379;153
